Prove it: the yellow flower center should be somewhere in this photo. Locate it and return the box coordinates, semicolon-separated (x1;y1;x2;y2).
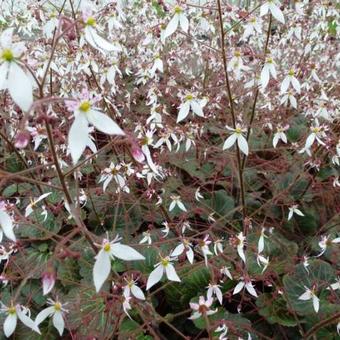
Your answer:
174;6;182;14
250;18;256;23
235;127;242;134
2;49;14;62
86;17;96;26
266;57;273;64
141;136;150;145
8;307;16;315
103;243;111;252
185;94;193;101
161;258;169;267
311;127;320;133
234;51;241;58
288;69;295;76
54;302;62;311
79;100;91;112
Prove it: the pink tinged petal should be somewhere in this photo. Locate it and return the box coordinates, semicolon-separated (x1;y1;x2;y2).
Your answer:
313;295;319;313
245;282;258;297
93;249;111;292
52;311;65;336
0;62;9;90
269;3;285;24
8;62;33;112
237;135;249;155
233;281;245;295
305;134;315;149
146;264;164;290
190;100;204;117
177;101;190;122
68;114;89;164
189;311;201;320
87;110;124;135
1;28;14;48
165;263;181;282
35;306;54;326
179;14;189;33
4;314;17;337
131;284;145;300
0;210;16;242
110;243;145;261
16;307;40;334
171;244;185;257
189;302;199;310
223;133;237;150
164;15;179;39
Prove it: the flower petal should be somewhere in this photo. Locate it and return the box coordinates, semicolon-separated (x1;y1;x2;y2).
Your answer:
4;314;17;338
165;263;181;282
35;306;54;326
177;101;190;123
0;210;16;242
237;135;249;155
87;110;124;135
146;265;164;290
233;281;245;295
53;311;65;336
68;114;89;164
110;243;145;261
131;284;146;300
164;15;179;39
223;133;237;150
93;249;111;292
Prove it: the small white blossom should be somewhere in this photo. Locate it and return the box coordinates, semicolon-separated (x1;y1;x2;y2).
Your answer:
233;277;258;297
164;6;189;40
298;286;319;313
177;94;205;123
288;204;304;221
169;195;187;212
260;0;285;24
207;283;223;305
0;208;16;243
281;69;300;94
189;296;217;320
223;124;249;156
123;277;145;300
25;192;51;218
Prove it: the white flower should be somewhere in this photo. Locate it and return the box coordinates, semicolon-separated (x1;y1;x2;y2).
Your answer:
150;56;163;77
195;187;204;201
0;303;40;337
66;90;124;164
146;256;181;290
93;235;145;292
35;299;67;336
261;56;277;89
161;221;170;238
305;120;327;150
236;232;246;263
123;277;145;300
318;235;340;257
220;266;233;280
189;296;217;320
99;163;129;193
260;0;285;24
302;255;310;273
83;8;121;53
25;192;51;218
256;254;270;273
207;283;223;305
171;239;194;264
215;324;228;340
140;130;160;175
41;271;56;296
281;69;301;94
214;239;224;255
233;277;258;297
177;94;205;123
139;231;152;245
0;209;16;243
0;28;33;111
164;6;189;40
198;235;213;266
298;286;319;313
223;124;249;156
273;125;289;148
122;296;132;319
169;195;187;212
288;204;304;221
281;91;297;109
227;51;250;79
242;17;262;40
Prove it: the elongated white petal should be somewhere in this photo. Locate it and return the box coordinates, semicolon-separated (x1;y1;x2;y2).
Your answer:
142;145;159;175
165;263;181;282
269;3;285;24
53;311;65;336
8;63;33;112
186;247;194;264
273;134;279;148
260;3;269;17
110;243;145;261
177;101;190;123
1;28;14;48
233;281;245;295
237;135;249;155
4;314;17;337
17;307;40;334
190;100;204;117
35;306;54;326
258;235;264;253
179;14;189;33
87;110;124;135
93;249;111;292
131;284;146;300
177;201;187;212
291;77;301;93
280;77;290;93
171;244;184;257
237;245;246;263
298;291;311;300
0;210;16;242
146;265;164;290
245;282;258;297
164;15;179;39
305;134;315;149
169;201;176;212
68;114;89;164
84;26;119;52
261;66;270;89
312;295;319;313
223;133;237;150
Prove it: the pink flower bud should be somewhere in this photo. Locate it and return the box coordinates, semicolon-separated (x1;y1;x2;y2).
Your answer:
14;130;30;149
132;145;145;163
42;271;56;295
